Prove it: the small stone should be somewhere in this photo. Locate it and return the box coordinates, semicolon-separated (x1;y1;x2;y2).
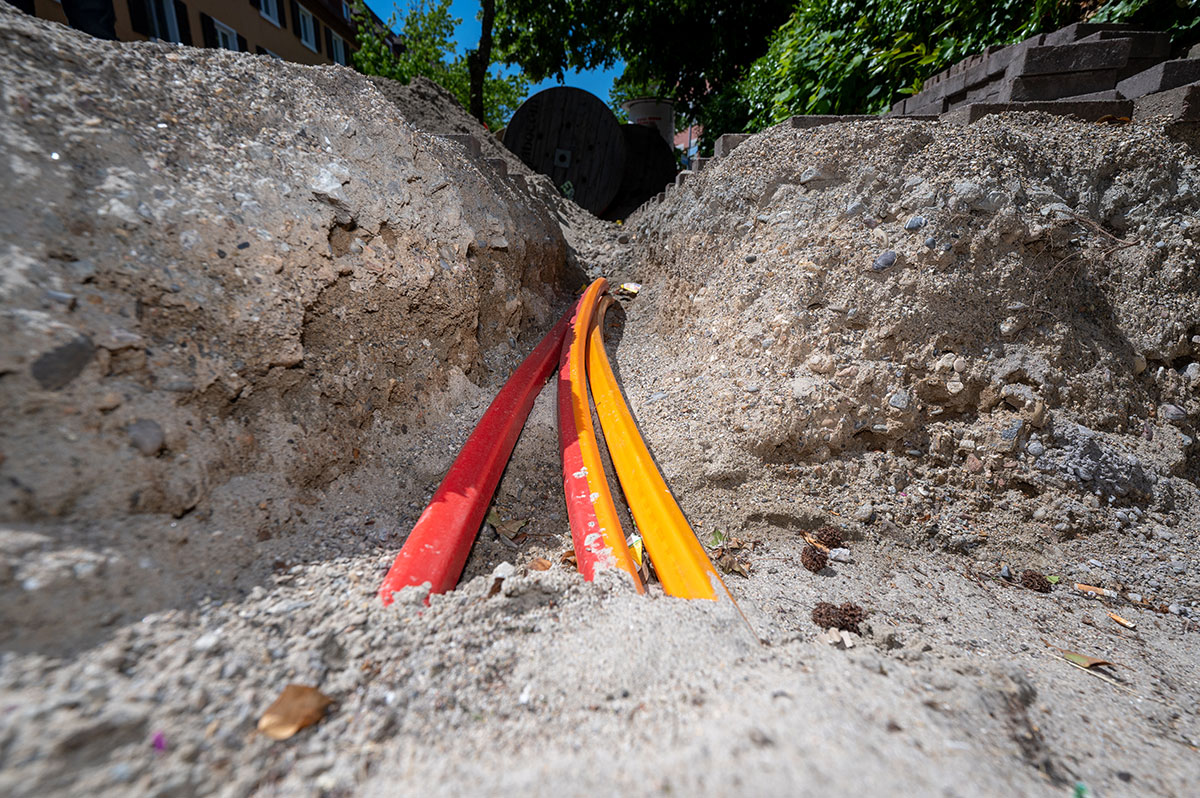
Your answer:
953;357;967;373
924;236;936;248
31;335;95;390
617;233;629;244
887;389;910;410
1160;404;1187;423
871;250;897;271
1126;593;1142;604
904;216;926;231
97;391;123;411
852;503;875;523
745;385;760;393
846;200;867;216
1168;603;1183;615
1000;564;1012;580
1026;441;1045;457
827;547;852;563
127;419;165;456
744;255;757;264
45;290;78;309
193;632;221;653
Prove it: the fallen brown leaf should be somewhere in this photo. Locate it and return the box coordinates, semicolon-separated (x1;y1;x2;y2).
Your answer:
258;685;333;741
716;551;750;578
486;508;528;540
529;557;552;571
1042;639;1120;670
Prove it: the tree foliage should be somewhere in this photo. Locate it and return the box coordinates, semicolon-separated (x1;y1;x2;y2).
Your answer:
494;1;793;109
739;0;1200;132
350;0;528;130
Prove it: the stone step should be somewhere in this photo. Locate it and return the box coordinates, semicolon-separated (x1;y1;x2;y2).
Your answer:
713;133;750;159
941;100;1134;125
1134;80;1200;123
1008;39;1132;77
1117;59;1200;100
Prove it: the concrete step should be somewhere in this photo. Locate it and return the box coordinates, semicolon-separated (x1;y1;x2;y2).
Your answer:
1134;80;1200;123
941;100;1133;125
1118;60;1200;100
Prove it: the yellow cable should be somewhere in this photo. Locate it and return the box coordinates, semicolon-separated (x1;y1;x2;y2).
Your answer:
586;296;732;601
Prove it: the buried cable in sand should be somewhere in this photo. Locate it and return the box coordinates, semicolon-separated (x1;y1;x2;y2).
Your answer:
585;293;734;603
557;278;643;590
377;304;576;603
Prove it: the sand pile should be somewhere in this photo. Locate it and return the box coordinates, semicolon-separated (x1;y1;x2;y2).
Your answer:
2;5;1199;797
623;115;1198;603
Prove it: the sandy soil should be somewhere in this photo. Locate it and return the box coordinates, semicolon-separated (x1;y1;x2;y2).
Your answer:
1;6;1198;797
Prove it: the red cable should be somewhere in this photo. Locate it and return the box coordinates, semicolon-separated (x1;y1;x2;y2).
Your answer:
378;304;576;604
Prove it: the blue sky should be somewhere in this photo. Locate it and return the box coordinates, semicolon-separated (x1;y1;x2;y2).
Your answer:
364;0;624;104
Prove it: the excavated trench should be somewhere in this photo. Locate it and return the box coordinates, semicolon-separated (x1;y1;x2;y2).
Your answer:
2;6;1200;798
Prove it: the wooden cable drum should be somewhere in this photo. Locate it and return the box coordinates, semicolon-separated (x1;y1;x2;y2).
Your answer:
503;87;627;215
603;123;677;220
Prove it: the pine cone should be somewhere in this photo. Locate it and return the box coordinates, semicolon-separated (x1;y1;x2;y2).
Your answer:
837;602;866;634
814;526;844;549
811;601;840;629
801;545;828;573
1021;570;1052;593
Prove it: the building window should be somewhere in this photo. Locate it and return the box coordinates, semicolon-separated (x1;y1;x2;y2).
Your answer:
298;6;317;51
330;31;347;65
341;1;351;21
260;0;281;27
149;0;182;43
213;18;239;51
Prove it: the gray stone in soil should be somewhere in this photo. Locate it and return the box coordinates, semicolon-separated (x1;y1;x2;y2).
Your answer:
127;419;165;456
45;290;78;309
924;236;936;248
744;255;757;264
31;334;94;390
872;251;897;271
905;215;927;231
1160;404;1187;423
852;503;875;522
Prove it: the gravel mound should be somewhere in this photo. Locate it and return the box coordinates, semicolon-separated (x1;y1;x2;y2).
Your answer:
3;5;1200;797
624;114;1199;604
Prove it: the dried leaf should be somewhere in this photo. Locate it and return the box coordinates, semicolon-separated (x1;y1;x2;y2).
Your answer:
716;551;750;578
529;557;552;571
559;549;577;567
486;508;528;540
258;685;333;741
1042;639;1119;670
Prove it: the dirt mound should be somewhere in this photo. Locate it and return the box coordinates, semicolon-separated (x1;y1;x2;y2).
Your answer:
624;115;1198;600
3;5;1200;797
0;5;566;651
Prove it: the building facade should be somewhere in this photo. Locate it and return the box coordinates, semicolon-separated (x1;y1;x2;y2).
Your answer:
23;0;399;67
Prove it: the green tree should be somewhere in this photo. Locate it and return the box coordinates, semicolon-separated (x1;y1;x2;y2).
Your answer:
739;0;1200;132
350;0;528;130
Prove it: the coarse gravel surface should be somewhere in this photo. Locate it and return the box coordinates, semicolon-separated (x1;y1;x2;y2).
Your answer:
2;6;1199;798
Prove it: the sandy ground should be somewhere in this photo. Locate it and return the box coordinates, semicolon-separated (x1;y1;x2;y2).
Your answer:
1;6;1199;797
